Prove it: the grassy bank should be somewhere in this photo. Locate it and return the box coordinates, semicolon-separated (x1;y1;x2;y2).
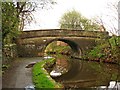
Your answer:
32;58;63;89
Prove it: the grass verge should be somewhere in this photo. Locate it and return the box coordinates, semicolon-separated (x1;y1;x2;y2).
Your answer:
32;58;62;89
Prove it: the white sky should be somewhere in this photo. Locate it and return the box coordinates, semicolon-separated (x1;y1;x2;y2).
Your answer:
24;0;119;34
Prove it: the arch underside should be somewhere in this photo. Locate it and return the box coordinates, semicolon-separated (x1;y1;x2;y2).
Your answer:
43;38;82;57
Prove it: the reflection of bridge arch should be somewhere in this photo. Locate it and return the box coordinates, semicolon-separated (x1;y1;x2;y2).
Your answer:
42;38;82;56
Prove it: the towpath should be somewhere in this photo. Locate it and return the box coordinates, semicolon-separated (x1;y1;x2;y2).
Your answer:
2;57;42;88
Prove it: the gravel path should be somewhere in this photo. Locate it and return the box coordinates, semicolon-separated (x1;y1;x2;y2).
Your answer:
2;57;42;88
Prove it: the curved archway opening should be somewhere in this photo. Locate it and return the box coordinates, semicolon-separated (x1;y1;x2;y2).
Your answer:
43;39;82;57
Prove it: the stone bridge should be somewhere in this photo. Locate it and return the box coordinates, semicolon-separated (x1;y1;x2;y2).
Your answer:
16;29;109;58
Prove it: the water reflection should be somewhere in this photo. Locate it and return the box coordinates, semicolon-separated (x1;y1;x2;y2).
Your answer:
50;55;120;89
50;55;70;77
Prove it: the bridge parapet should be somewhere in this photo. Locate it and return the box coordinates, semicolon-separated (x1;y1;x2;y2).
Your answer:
20;29;109;39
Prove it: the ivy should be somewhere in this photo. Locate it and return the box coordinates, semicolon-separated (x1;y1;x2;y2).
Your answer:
2;2;21;45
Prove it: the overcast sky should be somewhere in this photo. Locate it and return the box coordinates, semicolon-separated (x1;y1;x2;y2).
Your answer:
24;0;118;34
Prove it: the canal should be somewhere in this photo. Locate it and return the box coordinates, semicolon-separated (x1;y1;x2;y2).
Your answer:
2;55;120;89
48;55;120;89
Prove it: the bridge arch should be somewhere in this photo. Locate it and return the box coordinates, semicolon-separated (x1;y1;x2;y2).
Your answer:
16;29;109;57
42;38;82;57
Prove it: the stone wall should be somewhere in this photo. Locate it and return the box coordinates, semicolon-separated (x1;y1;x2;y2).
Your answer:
2;44;18;64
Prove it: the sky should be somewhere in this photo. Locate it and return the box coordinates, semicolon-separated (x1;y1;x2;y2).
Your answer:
24;0;119;35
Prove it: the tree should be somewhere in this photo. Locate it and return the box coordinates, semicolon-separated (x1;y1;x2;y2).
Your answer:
2;2;20;44
106;1;119;36
93;0;119;36
15;1;56;30
2;0;56;45
92;1;120;48
59;10;100;30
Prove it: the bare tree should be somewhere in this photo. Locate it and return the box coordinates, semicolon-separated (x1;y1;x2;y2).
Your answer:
93;0;119;36
15;0;56;30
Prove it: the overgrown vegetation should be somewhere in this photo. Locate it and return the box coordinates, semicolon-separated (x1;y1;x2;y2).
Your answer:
2;2;21;45
32;58;62;88
84;36;120;64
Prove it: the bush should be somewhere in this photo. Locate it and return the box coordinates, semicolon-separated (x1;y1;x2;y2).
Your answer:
84;36;120;64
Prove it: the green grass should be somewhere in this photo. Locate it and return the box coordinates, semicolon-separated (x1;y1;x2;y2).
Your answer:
32;58;62;88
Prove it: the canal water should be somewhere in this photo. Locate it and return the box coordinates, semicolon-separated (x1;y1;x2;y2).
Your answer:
49;55;120;89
